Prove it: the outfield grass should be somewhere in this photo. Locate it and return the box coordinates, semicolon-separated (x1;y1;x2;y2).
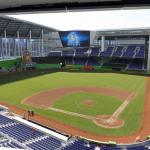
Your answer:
0;71;147;136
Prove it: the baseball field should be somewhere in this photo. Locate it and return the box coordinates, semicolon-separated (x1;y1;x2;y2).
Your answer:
0;70;148;142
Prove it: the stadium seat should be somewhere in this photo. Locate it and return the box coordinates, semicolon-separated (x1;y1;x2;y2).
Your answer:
75;48;89;57
122;46;136;58
90;48;101;56
128;59;144;70
134;46;145;58
112;46;124;57
100;46;114;57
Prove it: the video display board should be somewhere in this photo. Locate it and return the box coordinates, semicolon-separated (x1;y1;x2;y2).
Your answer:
59;31;90;47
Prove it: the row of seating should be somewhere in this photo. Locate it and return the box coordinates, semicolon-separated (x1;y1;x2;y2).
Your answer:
105;58;144;70
27;136;62;150
0;114;64;150
1;123;44;142
128;59;144;70
61;139;96;150
0;114;14;125
1;141;24;149
62;138;150;150
48;45;145;59
63;57;144;70
0;140;24;149
0;112;149;150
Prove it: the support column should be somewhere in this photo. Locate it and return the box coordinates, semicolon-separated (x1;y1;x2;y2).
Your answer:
101;35;105;52
29;30;32;53
1;38;3;58
14;38;16;57
38;38;40;57
8;39;10;57
41;29;44;57
20;40;23;56
4;30;7;58
147;35;150;70
17;31;20;56
26;39;28;50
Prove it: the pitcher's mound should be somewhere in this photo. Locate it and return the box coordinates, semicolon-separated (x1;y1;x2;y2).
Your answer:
83;100;96;107
93;115;124;128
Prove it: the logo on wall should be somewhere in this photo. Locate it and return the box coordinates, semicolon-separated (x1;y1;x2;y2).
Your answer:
22;51;32;64
67;32;80;47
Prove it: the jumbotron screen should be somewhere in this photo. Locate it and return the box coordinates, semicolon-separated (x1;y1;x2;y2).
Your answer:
59;31;90;47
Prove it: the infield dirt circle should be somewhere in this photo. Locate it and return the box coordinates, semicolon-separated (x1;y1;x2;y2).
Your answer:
23;87;135;128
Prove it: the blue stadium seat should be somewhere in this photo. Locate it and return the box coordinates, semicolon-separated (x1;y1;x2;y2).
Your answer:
74;58;87;65
134;46;145;58
128;59;143;70
27;136;62;150
62;50;74;56
75;48;88;57
62;139;96;150
0;123;44;142
0;114;14;125
90;48;100;56
64;57;73;64
87;58;100;66
48;51;62;57
122;46;136;58
100;46;114;57
112;46;124;57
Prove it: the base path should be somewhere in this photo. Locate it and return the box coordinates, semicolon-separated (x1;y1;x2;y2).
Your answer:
1;79;150;143
94;93;136;128
49;107;94;120
111;93;136;119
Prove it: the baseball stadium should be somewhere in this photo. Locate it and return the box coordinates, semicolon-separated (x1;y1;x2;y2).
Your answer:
0;0;150;150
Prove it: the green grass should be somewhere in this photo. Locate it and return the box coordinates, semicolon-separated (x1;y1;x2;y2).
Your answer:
0;58;21;69
37;64;60;69
0;71;147;136
53;92;122;116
